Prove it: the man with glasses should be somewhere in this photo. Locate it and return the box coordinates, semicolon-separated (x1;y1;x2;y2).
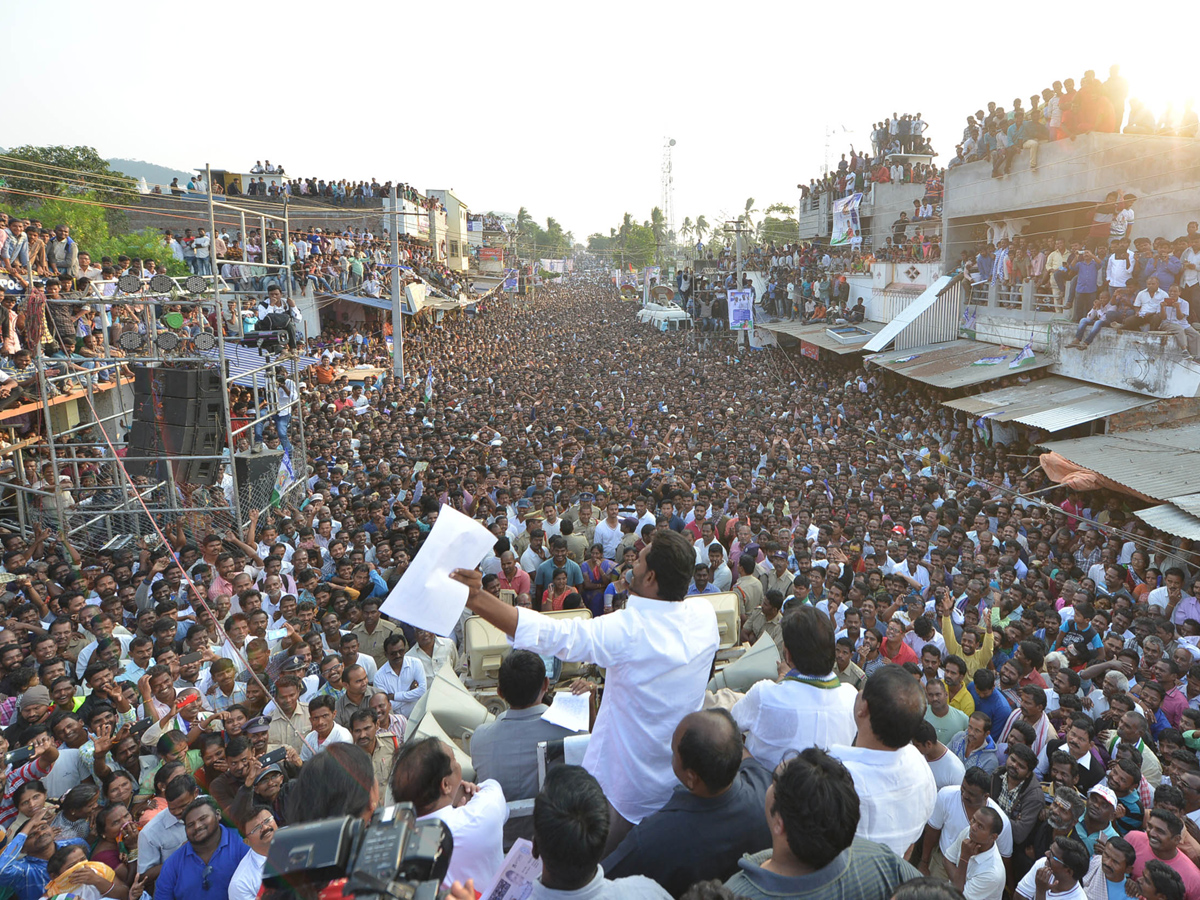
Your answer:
229;805;277;900
153;797;249;900
374;633;427;718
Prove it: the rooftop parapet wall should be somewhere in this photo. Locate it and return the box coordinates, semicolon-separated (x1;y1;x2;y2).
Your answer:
943;133;1200;237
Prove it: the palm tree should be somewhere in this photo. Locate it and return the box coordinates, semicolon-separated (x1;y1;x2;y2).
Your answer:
680;217;694;245
618;213;633;268
515;206;534;233
738;198;758;236
695;215;709;246
649;207;666;265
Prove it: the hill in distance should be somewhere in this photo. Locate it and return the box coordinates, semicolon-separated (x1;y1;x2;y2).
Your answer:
107;158;193;189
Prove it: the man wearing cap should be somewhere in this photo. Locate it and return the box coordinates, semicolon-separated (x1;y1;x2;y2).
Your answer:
563;493;598;544
1075;785;1119;852
242;715;271;757
760;550;794;597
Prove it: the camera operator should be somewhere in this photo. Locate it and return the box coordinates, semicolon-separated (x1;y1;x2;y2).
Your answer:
390;736;507;889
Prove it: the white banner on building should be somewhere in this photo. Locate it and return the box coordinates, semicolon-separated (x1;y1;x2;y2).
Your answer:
830;192;863;246
728;289;754;330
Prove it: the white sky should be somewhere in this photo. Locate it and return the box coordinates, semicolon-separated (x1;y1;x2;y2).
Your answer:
7;1;1187;242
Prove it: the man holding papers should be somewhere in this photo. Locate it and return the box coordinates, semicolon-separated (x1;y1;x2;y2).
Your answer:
452;528;720;856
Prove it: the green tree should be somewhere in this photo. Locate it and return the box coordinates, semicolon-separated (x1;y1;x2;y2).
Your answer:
624;224;657;268
2;145;136;198
21;195;110;253
680;217;694;245
695;215;709;245
649;207;666;263
515;206;535;234
758;216;799;246
101;229;189;276
740;197;758;232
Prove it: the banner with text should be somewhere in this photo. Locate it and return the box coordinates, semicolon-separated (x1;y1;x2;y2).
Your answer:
830;192;863;246
540;259;566;274
728;289;754;330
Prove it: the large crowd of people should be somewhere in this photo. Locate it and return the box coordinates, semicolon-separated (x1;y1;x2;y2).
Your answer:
801;112;941;211
946;65;1199;179
954;206;1200;353
0;259;1188;900
158;165;446;212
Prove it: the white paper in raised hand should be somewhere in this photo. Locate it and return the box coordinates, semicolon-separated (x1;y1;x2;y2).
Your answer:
379;504;496;637
540;691;591;732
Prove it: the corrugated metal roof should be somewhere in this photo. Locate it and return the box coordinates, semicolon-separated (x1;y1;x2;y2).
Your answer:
1039;424;1200;501
865;339;1051;389
1172;493;1200;517
941;376;1155;432
756;320;884;354
1134;503;1200;541
864;275;954;352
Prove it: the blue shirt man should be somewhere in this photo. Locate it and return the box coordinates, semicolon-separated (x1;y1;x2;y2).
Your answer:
533;545;584;609
1069;256;1101;294
968;678;1013;743
976;250;995;282
0;831;89;900
154;800;250;900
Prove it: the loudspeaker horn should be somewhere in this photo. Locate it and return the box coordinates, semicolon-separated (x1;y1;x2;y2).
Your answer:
411;705;476;782
708;632;781;693
426;666;495;739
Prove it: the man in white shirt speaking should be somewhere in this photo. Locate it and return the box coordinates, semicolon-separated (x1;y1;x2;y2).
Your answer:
452;528;719;855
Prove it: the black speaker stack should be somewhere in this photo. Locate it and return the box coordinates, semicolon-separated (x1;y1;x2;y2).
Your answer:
233;448;284;521
126;366;226;485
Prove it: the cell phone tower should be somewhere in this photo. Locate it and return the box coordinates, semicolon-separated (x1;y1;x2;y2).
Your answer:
662;138;676;246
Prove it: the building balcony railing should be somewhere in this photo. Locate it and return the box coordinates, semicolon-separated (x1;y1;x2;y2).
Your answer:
967;280;1070;323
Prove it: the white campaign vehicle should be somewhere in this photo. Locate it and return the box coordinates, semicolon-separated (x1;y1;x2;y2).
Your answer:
636;284;691;331
637;301;691;331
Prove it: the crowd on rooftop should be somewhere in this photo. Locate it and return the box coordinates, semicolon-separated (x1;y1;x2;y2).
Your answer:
801;112;941;208
156;164;445;212
945;65;1199;179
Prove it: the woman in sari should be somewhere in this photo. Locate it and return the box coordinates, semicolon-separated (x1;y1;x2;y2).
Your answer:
580;543;615;617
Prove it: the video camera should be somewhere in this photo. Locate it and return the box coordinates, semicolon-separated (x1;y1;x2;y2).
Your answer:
263;803;452;900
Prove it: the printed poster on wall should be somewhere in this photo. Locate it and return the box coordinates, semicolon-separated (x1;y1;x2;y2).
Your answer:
728;289;754;330
800;340;820;360
830;192;863;246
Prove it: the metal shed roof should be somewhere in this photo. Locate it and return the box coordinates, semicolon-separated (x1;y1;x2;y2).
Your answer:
865;339;1050;389
941;376;1155;432
1039;424;1200;501
757;320;884;354
1133;503;1200;541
